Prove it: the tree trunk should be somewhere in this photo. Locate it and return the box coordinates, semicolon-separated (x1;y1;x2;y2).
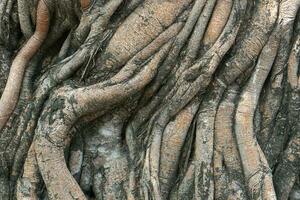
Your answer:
0;0;299;199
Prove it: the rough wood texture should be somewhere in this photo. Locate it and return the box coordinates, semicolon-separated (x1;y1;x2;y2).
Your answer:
0;0;299;200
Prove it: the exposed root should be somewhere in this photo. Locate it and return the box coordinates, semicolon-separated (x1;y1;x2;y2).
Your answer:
99;0;193;72
183;0;217;62
0;0;19;48
10;0;123;187
126;0;205;172
134;0;219;126
273;21;300;199
100;22;183;86
0;0;49;130
214;84;247;199
141;0;245;197
193;83;225;200
126;0;207;142
260;0;300;166
258;28;293;148
17;0;34;38
202;0;233;49
159;101;199;198
235;31;280;199
16;143;41;200
273;122;300;200
217;0;278;86
1;0;300;199
169;162;195;199
34;41;172;199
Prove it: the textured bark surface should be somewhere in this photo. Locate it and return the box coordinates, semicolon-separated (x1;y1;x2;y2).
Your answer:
0;0;299;200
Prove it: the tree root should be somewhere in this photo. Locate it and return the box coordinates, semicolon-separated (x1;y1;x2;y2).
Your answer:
98;0;192;72
235;32;280;200
141;0;245;197
273;120;300;200
260;0;300;167
126;0;207;142
10;0;123;189
217;0;278;86
159;101;199;198
0;0;50;130
32;41;172;199
0;0;19;48
16;143;41;200
273;23;300;199
214;84;247;199
193;83;225;200
1;0;300;199
258;28;293;148
202;0;233;50
17;0;34;39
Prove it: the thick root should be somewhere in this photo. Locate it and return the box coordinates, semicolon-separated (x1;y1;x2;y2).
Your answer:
0;0;49;130
16;143;41;200
214;84;247;199
34;41;172;199
235;32;280;199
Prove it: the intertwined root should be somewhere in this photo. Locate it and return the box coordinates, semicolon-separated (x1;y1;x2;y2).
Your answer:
0;0;49;130
0;0;300;199
273;21;300;200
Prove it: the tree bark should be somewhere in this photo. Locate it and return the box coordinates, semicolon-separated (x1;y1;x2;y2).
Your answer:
0;0;299;200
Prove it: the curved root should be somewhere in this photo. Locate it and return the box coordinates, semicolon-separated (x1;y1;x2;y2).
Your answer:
0;0;49;130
